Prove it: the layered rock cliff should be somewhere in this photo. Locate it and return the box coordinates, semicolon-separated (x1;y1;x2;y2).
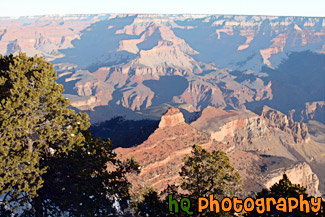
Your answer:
116;107;323;197
116;108;214;191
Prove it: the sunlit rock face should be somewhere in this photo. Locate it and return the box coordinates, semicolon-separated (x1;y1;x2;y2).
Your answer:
264;163;321;197
158;107;185;129
116;107;324;197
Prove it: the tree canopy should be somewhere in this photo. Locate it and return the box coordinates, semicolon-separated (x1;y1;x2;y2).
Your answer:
246;174;324;217
129;145;244;217
179;145;243;216
0;53;139;216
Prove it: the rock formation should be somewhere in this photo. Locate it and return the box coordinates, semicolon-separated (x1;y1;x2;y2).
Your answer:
264;163;321;197
115;107;214;191
1;15;324;120
158;107;185;129
116;107;324;197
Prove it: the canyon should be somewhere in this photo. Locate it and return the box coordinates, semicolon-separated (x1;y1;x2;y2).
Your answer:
1;14;324;198
0;14;324;123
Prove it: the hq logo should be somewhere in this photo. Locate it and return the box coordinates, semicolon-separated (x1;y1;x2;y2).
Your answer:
168;194;322;215
168;195;193;215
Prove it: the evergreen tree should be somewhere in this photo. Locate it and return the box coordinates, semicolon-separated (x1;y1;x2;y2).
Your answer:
246;174;324;217
124;146;244;217
0;53;89;213
0;53;139;216
179;145;243;217
132;187;167;217
26;130;140;216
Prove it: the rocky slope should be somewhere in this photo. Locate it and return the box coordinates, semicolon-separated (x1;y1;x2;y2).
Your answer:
115;107;324;197
1;14;324;122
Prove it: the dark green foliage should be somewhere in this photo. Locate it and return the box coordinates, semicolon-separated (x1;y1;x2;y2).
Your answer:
131;187;167;217
0;53;89;213
143;145;243;217
246;174;324;217
26;130;140;216
180;145;242;198
179;145;243;217
0;53;139;216
130;146;244;217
